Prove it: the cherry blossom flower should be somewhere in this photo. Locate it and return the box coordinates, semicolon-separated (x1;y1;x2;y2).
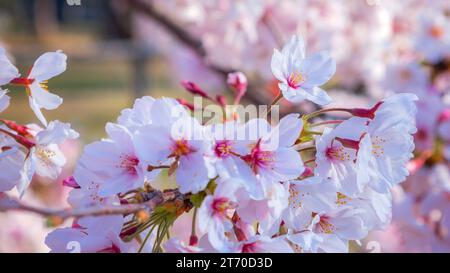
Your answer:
415;14;450;63
67;166;119;208
0;14;433;253
282;177;336;231
368;93;418;134
307;207;369;253
336;188;392;230
45;215;132;253
19;121;79;194
197;178;241;252
209;120;246;179
383;62;429;94
314;117;371;196
9;51;66;126
117;96;156;133
0;145;26;192
118;97;190;133
0;120;77;195
79;123;145;196
365;93;418;193
134;114;215;194
233;114;305;199
367;187;433;253
237;180;289;236
271;35;336;105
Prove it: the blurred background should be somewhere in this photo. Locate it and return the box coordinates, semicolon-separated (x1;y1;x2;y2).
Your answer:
0;0;449;252
0;0;184;143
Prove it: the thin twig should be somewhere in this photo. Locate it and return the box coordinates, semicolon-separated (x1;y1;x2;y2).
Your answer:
0;197;145;219
126;0;271;107
0;189;185;221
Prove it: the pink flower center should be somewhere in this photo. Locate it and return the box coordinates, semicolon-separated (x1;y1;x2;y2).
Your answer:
118;154;139;176
242;140;274;174
214;140;233;158
325;145;350;162
171;139;193;157
10;76;49;93
317;215;336;234
212;197;237;218
287;72;305;89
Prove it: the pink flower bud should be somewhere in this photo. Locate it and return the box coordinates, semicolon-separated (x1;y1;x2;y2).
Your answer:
189;235;198;246
349;101;384;119
0;129;35;149
216;95;227;107
227;72;247;103
176;99;195;111
1;119;31;137
181;81;210;99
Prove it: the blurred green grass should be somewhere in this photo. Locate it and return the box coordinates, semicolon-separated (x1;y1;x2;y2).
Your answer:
2;58;183;143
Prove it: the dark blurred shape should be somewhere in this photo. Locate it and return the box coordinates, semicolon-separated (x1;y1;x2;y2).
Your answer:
0;0;131;39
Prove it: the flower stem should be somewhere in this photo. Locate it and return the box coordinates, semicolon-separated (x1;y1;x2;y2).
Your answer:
138;223;157;253
267;93;283;117
304;108;351;120
190;207;198;246
310;120;344;128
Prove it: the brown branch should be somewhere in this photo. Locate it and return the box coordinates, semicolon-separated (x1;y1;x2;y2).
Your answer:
127;0;206;57
0;189;188;221
126;0;270;106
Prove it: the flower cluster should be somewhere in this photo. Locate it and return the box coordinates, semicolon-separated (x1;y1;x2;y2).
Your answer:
3;35;415;253
0;49;78;196
365;8;450;252
133;0;450;252
136;0;449;95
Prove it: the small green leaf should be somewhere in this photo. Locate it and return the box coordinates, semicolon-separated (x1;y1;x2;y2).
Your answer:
190;191;206;208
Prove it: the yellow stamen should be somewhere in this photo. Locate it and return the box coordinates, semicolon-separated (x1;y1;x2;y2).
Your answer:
40;80;49;92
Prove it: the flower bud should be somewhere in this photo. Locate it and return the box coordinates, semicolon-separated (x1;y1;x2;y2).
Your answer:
216;95;227;107
176;99;195;111
1;119;31;137
349;101;383;119
227;72;247;102
189;235;199;246
181;81;210;99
